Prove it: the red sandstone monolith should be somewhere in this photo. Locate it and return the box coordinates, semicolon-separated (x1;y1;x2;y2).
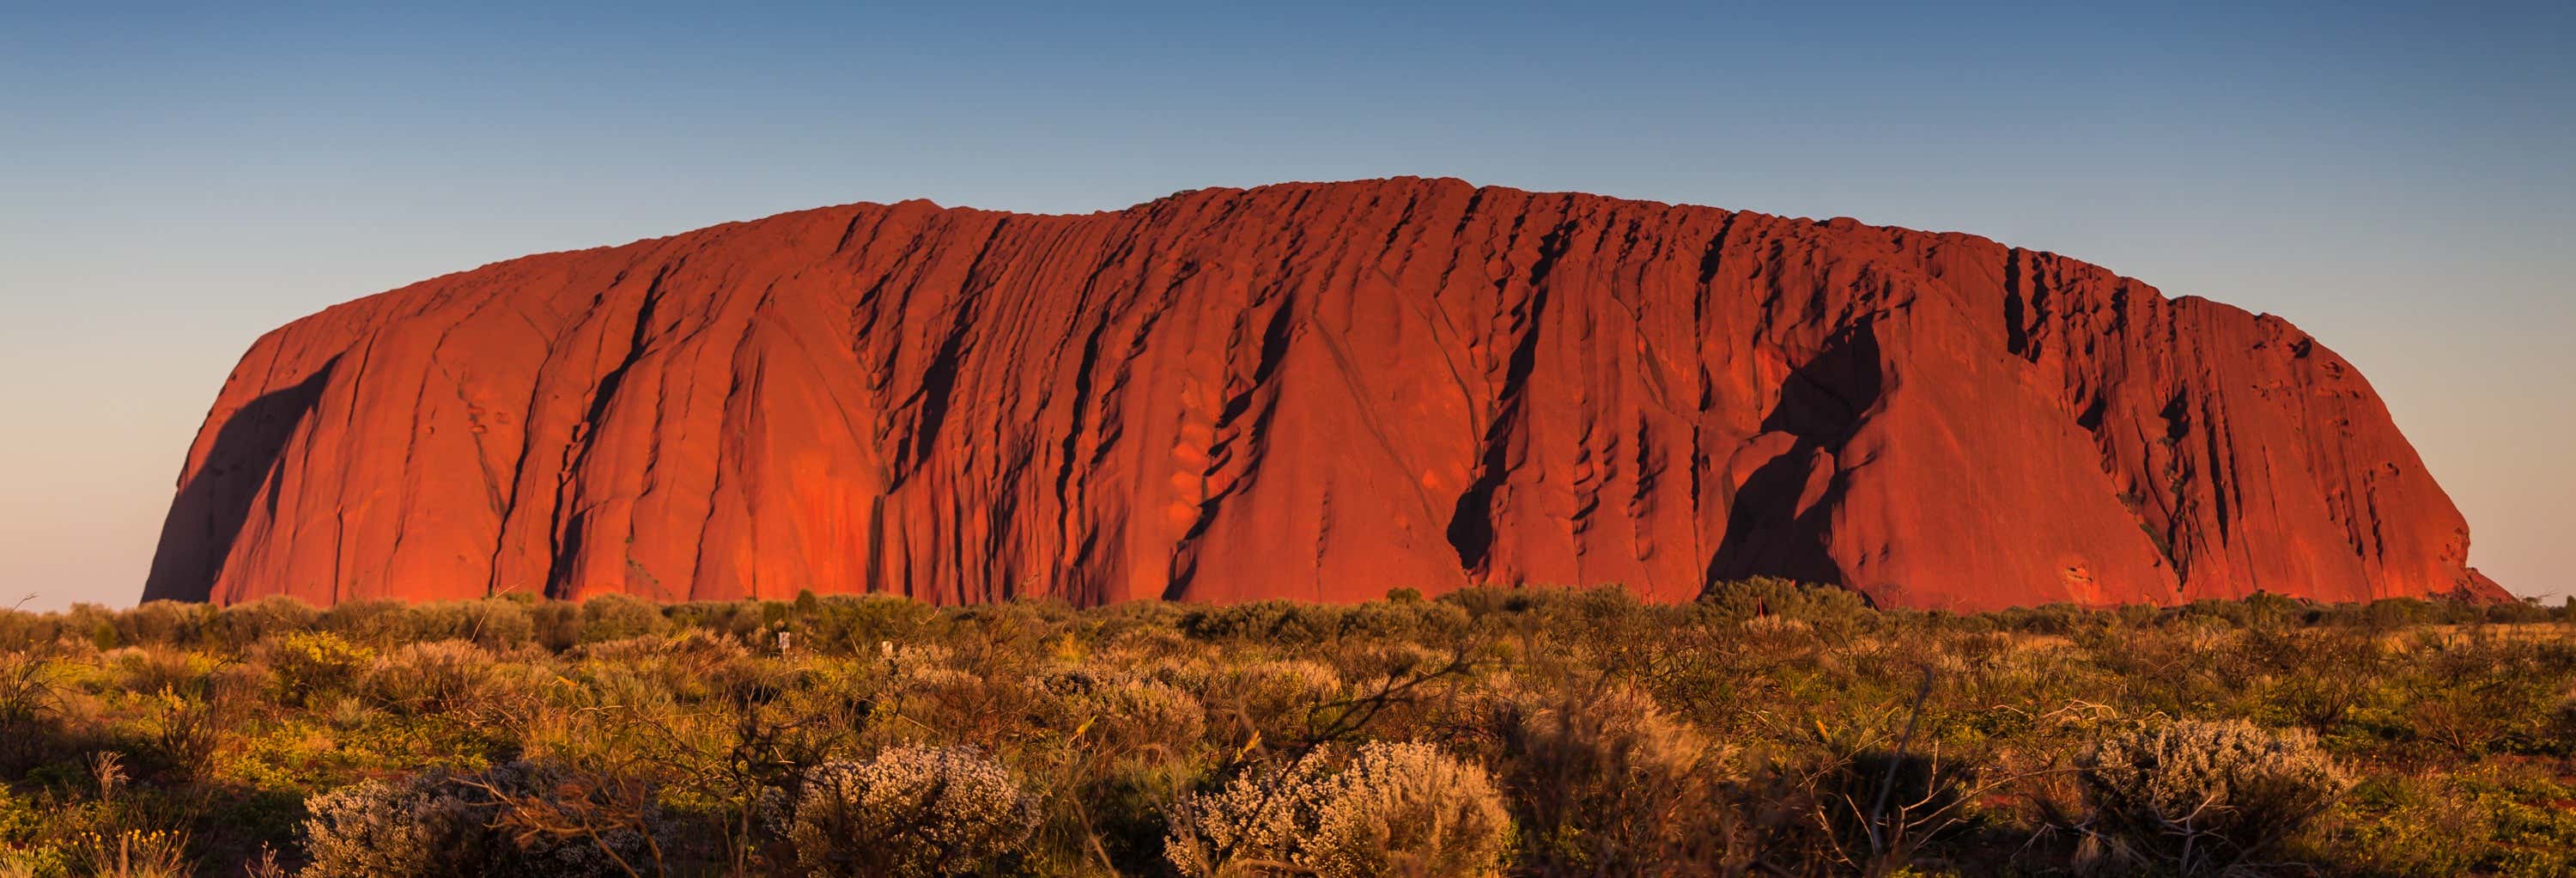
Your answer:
143;179;2507;610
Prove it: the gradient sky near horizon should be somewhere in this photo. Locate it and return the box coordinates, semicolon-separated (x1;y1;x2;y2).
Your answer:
3;3;2568;610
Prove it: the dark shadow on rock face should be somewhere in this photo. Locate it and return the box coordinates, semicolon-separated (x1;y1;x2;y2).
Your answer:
1706;442;1846;588
1705;325;1885;590
141;357;337;602
1758;322;1885;445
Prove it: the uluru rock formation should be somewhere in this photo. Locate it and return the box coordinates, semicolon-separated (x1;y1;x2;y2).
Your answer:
144;179;2506;610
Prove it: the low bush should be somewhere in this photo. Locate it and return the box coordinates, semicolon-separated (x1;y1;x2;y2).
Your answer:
1500;686;1739;874
2078;719;2348;872
361;640;497;716
1170;741;1510;878
1030;665;1206;757
786;746;1039;878
258;631;374;706
301;761;659;878
0;588;2557;875
300;773;486;878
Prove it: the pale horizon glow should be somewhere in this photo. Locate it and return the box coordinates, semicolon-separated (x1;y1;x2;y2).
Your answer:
3;3;2567;609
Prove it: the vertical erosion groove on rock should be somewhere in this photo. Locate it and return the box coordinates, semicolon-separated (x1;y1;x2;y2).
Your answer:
143;178;2508;610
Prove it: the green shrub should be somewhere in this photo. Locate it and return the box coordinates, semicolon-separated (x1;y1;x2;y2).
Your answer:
0;654;61;771
2360;597;2437;631
1699;576;1870;625
395;600;536;649
318;599;416;645
576;594;669;644
1179;601;1346;644
665;599;781;642
1501;686;1737;873
361;640;496;716
111;601;212;648
207;596;320;649
1340;599;1472;642
1030;665;1206;757
258;631;374;705
801;594;940;651
61;604;122;650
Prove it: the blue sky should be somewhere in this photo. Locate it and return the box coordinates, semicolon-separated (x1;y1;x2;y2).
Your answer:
3;3;2568;608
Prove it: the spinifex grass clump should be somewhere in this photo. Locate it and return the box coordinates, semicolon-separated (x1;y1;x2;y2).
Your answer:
0;587;2562;875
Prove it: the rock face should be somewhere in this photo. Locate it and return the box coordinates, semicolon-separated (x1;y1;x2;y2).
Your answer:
144;179;2506;610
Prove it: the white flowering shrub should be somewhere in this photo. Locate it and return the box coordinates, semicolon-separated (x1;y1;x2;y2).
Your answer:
2079;719;2348;870
300;774;484;878
300;761;656;878
1169;741;1510;878
787;747;1039;877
